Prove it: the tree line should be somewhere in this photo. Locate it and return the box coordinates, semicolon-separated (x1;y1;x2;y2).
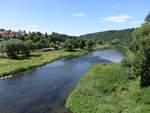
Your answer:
0;31;96;58
121;12;150;87
80;28;134;42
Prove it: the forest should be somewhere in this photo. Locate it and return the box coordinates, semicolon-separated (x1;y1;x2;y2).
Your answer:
80;28;134;41
0;32;95;58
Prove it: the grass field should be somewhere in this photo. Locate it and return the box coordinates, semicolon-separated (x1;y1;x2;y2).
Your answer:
0;49;87;77
66;63;150;113
93;44;108;50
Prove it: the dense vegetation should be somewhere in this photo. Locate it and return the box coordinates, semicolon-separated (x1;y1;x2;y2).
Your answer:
0;32;97;58
66;13;150;113
66;63;150;113
80;28;134;42
145;12;150;22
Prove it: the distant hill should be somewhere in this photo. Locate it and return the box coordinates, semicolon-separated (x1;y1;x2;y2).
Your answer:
80;28;135;41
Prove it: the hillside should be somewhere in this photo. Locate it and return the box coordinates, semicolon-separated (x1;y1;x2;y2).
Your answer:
80;28;134;41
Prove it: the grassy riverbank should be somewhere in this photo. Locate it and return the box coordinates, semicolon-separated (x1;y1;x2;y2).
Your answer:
0;49;87;77
66;63;150;113
93;44;108;50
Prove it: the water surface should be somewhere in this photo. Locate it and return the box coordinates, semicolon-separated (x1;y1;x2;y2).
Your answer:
0;50;124;113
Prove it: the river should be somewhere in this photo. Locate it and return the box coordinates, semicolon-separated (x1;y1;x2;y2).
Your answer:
0;50;124;113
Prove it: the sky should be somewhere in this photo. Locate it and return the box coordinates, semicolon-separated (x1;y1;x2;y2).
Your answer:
0;0;150;36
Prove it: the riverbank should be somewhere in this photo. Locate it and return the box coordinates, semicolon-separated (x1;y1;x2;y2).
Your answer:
93;44;108;50
66;63;150;113
0;49;87;78
0;44;106;79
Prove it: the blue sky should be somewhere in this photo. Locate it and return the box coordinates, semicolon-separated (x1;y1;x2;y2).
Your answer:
0;0;149;36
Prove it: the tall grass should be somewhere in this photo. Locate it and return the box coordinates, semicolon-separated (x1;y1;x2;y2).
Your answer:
66;63;150;113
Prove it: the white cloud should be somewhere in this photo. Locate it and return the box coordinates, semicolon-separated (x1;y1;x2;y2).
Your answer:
73;13;86;17
0;24;53;34
102;14;132;23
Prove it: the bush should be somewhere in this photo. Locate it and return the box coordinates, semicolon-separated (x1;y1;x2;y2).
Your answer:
0;39;24;58
22;40;35;56
63;39;75;51
66;63;131;113
131;23;150;86
0;39;35;58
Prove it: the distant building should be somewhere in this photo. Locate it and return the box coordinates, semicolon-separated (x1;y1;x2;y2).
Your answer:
0;30;26;40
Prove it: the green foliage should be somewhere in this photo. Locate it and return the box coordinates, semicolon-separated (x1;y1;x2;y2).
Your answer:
0;39;23;58
28;32;43;42
85;40;95;51
66;64;150;113
50;32;72;43
131;23;150;86
145;12;150;23
110;39;120;45
80;28;134;42
78;39;86;49
0;41;6;54
122;51;137;79
97;40;103;44
22;40;35;56
0;39;35;58
38;39;49;49
63;39;75;51
63;39;96;52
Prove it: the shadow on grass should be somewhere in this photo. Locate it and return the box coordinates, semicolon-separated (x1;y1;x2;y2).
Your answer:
0;54;42;60
15;54;42;60
0;56;7;58
65;49;77;52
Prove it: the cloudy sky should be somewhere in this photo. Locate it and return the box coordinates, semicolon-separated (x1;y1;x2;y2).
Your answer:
0;0;149;35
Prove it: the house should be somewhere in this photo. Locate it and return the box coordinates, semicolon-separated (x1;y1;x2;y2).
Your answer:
0;30;26;40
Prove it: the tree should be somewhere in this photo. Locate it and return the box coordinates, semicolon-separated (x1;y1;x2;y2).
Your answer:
0;39;35;58
39;39;49;48
0;41;6;56
85;40;95;51
1;39;23;58
63;39;75;51
22;40;35;56
78;39;86;49
111;39;120;45
28;32;44;42
132;23;150;87
97;40;103;45
72;39;79;48
145;12;150;23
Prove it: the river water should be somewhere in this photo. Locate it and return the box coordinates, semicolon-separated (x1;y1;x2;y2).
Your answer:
0;50;124;113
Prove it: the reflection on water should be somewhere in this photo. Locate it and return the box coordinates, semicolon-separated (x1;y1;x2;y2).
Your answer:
93;50;124;63
0;50;124;113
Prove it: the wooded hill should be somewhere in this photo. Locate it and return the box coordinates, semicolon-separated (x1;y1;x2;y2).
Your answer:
80;28;135;41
